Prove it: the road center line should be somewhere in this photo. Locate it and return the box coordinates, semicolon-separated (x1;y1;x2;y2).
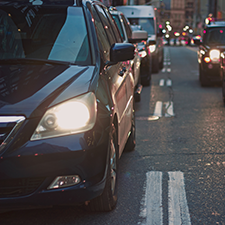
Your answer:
168;171;191;225
154;101;163;117
140;171;163;225
165;102;175;117
166;79;172;86
159;79;165;86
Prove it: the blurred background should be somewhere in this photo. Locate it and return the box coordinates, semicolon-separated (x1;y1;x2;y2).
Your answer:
100;0;225;45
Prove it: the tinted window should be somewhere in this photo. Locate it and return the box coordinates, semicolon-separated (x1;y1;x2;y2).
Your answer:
128;18;155;35
92;5;111;62
204;28;225;45
121;14;132;39
0;6;91;65
95;5;116;45
112;14;126;41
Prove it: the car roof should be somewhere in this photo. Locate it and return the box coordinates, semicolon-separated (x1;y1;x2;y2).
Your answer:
0;0;93;6
206;21;225;28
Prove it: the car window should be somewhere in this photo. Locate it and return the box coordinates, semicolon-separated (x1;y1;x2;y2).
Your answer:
128;18;155;35
112;14;126;41
104;9;122;43
204;27;225;45
92;5;111;62
0;6;91;65
95;5;116;45
121;14;132;39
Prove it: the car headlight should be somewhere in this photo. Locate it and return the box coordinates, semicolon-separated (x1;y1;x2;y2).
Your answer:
31;92;97;140
148;44;156;53
209;49;220;62
138;50;147;58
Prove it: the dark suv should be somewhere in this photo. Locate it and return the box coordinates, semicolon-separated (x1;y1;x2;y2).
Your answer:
0;0;136;212
195;21;225;86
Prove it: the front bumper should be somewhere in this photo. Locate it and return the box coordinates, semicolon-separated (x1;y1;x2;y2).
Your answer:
0;130;109;211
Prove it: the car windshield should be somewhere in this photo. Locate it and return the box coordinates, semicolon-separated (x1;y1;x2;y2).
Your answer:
128;18;154;35
204;27;225;45
0;6;91;65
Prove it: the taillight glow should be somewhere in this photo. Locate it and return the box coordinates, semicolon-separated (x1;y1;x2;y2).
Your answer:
204;57;211;63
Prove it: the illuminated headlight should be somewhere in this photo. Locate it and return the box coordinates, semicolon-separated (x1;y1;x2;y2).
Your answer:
148;44;156;53
209;49;220;62
31;92;97;140
138;50;147;58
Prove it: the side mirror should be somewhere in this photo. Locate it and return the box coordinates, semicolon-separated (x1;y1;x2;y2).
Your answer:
109;43;135;64
129;30;148;43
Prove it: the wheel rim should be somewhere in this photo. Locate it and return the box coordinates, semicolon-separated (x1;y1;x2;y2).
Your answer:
110;139;117;195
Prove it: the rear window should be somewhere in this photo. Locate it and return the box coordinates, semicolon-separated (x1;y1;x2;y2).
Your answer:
0;6;91;65
204;27;225;45
128;18;155;35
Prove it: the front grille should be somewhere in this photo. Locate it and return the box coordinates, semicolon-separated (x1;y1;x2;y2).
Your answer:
0;122;17;144
0;116;25;153
0;177;45;198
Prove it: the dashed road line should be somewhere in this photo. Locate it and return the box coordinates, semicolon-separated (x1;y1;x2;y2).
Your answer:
153;101;175;118
159;79;172;87
153;101;163;117
165;101;175;117
168;172;191;225
139;171;191;225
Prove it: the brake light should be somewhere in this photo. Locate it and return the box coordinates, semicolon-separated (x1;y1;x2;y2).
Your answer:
204;57;211;63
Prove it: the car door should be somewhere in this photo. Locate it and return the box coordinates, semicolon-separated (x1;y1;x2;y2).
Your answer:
93;4;134;156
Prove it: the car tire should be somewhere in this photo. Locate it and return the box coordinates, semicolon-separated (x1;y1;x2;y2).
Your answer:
199;66;210;87
85;123;118;212
222;74;225;105
124;103;136;152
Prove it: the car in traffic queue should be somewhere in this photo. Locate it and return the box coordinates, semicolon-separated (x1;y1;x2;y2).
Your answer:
130;24;152;87
116;5;164;74
0;0;137;212
110;7;151;91
110;8;149;96
194;21;225;87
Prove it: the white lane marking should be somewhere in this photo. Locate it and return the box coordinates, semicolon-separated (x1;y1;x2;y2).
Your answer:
166;79;172;86
167;68;171;73
154;101;163;117
139;171;163;225
168;171;191;225
162;68;166;73
159;79;165;86
165;102;175;117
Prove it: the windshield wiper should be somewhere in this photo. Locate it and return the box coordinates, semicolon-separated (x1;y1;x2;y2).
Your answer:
0;58;72;66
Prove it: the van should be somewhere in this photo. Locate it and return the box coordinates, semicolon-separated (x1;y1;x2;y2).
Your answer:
116;5;164;73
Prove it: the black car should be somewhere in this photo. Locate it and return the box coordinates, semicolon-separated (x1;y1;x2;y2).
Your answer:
0;0;136;212
195;21;225;86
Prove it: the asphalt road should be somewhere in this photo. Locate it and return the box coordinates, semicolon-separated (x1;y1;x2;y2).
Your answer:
1;46;225;225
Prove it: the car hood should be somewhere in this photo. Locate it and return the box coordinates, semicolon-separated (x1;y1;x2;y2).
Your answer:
0;63;95;118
